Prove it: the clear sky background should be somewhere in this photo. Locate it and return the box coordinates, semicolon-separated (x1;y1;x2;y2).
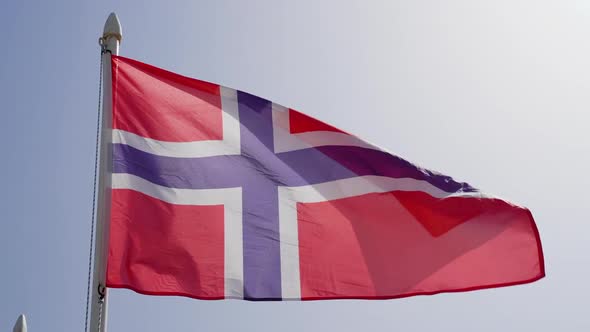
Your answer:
1;0;589;331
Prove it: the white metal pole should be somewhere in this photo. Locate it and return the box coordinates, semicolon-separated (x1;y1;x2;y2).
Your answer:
89;12;121;332
13;314;27;332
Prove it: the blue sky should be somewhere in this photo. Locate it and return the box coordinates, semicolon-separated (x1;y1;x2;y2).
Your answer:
1;0;589;331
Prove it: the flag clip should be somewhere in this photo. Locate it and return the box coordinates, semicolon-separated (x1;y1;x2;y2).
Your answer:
97;284;106;301
98;37;108;54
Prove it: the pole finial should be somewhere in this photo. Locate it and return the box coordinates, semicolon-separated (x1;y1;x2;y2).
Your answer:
103;12;123;42
13;314;27;332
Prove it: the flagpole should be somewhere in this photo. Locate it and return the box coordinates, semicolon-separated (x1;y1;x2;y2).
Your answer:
89;12;121;332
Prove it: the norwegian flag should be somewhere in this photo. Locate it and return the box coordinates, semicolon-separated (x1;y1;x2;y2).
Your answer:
107;56;544;301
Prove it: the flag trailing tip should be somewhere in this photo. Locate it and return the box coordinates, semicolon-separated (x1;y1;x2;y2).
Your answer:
103;12;122;42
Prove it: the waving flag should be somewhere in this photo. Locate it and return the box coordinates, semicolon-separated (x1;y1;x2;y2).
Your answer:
106;56;544;301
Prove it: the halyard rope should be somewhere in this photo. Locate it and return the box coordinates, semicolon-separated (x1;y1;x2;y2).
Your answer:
84;37;106;332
